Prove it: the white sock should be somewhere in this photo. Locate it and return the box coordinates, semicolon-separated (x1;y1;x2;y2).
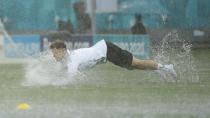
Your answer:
157;64;177;78
157;63;164;70
158;63;174;71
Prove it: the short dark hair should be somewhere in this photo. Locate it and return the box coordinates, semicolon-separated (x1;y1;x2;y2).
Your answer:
50;40;66;49
135;14;142;21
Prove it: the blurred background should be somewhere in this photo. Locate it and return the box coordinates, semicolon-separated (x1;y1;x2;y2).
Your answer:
0;0;210;49
0;0;210;61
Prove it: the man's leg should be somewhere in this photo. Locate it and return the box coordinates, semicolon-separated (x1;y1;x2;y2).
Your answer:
105;41;176;78
105;41;177;80
131;57;177;79
131;57;158;70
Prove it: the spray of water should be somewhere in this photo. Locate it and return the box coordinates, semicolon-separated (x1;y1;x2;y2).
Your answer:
0;21;73;86
23;50;86;86
0;19;33;59
152;30;199;83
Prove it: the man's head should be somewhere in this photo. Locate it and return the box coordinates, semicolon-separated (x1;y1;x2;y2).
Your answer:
135;14;142;22
50;40;67;61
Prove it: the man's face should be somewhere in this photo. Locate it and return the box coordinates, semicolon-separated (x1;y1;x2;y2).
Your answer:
51;48;66;61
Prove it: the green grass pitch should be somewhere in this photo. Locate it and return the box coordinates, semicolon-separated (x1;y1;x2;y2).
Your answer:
0;49;210;118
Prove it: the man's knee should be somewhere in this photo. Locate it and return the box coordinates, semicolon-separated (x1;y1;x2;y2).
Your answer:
131;57;145;69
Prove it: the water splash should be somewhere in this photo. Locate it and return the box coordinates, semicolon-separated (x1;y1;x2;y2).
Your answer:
152;30;199;83
0;19;33;59
23;50;86;86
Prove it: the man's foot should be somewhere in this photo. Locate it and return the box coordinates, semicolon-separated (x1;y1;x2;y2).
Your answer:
164;64;177;80
157;64;177;81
